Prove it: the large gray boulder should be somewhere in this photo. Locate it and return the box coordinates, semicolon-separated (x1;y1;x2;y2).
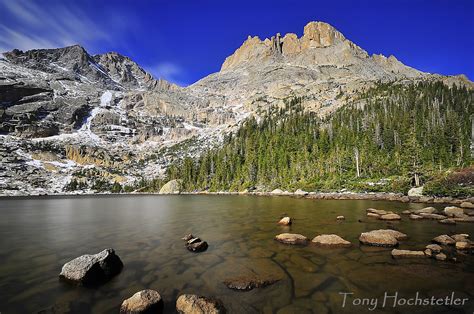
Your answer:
407;186;423;196
120;289;164;314
159;179;182;194
59;248;123;285
176;294;225;314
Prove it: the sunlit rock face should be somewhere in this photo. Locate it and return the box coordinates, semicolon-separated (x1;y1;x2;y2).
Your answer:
0;21;471;195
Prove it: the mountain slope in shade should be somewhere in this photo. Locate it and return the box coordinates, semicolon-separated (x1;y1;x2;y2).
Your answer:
0;21;472;195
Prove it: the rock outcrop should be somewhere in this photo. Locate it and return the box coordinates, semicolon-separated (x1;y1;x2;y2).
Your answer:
159;179;182;194
59;248;123;286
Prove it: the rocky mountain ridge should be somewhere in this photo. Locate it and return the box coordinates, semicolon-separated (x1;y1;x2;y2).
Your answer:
0;21;471;195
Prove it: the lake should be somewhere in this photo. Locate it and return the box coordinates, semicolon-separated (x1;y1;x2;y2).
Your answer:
0;195;473;313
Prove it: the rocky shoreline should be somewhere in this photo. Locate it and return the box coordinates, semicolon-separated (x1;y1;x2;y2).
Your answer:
2;190;473;205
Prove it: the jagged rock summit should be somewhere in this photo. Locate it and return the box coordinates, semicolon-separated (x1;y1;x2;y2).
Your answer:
220;21;419;79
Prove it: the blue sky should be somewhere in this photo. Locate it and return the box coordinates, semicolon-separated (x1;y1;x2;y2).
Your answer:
0;0;472;86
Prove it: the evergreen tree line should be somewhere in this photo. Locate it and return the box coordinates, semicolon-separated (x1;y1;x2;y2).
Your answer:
159;82;473;195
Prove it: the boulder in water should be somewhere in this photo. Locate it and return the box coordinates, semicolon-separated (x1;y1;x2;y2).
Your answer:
184;236;208;252
59;248;123;286
277;216;292;225
120;289;164;314
359;229;407;247
275;233;308;245
176;294;225;314
311;234;351;248
432;235;456;245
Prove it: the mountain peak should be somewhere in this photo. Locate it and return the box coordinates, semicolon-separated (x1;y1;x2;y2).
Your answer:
220;21;356;71
301;21;345;47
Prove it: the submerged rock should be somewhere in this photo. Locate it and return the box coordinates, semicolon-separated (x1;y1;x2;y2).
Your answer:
223;275;279;291
275;233;308;245
59;248;123;286
432;235;456;245
277;216;292;225
439;218;456;225
359;229;407;247
120;289;164;314
176;294;225;314
311;234;351;248
391;249;426;259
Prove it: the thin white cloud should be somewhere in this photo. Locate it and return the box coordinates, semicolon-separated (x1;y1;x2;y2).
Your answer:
0;0;112;52
146;62;188;86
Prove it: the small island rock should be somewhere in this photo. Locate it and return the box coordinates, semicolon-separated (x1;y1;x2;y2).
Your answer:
311;234;351;248
275;233;308;245
359;229;407;247
277;217;292;225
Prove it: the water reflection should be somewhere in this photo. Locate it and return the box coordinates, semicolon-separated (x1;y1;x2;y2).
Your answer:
0;195;473;313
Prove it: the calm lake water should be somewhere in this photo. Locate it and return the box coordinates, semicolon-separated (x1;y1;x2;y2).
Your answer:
0;195;473;313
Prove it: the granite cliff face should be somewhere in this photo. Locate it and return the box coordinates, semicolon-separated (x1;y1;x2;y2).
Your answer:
0;21;471;195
